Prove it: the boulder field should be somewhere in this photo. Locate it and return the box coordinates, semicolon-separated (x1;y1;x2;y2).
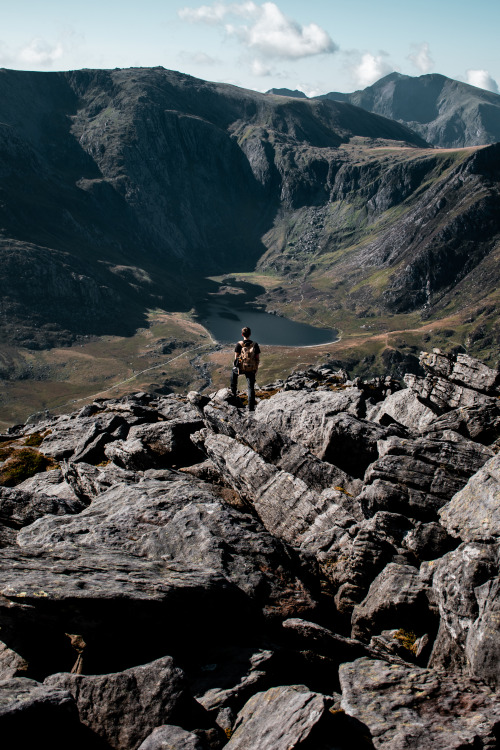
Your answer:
0;350;499;749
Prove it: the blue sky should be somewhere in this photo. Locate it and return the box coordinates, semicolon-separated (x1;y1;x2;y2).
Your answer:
1;0;499;95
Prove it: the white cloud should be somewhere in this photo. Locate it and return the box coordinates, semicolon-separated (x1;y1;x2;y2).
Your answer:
466;69;499;94
408;42;434;75
179;51;221;66
352;52;393;88
19;38;64;66
251;57;272;76
178;1;337;60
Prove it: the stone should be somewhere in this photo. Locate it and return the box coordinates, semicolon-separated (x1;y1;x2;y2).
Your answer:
359;434;493;520
17;468;79;502
422;402;500;444
224;685;327;749
401;520;457;563
0;485;86;530
420;350;500;394
405;372;497;412
439;452;500;542
0;677;87;748
465;577;500;689
45;656;195;750
0;546;251;677
134;500;318;619
0;641;29;680
137;725;207;750
202;400;359;494
199;430;343;546
105;419;204;470
40;413;127;461
318;512;414;616
425;541;500;683
340;657;500;750
254;388;365;459
351;563;432;642
367;388;437;433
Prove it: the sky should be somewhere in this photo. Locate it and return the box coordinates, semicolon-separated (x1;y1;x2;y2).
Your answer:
1;0;499;96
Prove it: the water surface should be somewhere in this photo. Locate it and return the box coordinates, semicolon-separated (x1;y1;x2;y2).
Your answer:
196;282;338;347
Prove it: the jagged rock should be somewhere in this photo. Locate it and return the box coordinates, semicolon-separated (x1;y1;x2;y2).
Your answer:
192;647;275;714
350;563;432;642
405;372;498;412
16;477;226;555
0;641;29;679
340;657;500;749
202;400;359;494
224;685;328;749
401;520;457;563
281;618;387;665
254;388;365;459
367;387;437;432
425;541;500;687
198;430;347;547
45;656;197;750
422;401;500;444
40;413;128;461
134;500;318;619
318;412;407;478
421;350;500;394
0;546;252;677
17;468;79;502
359;434;493;519
138;725;207;750
0;485;86;530
62;460;139;502
318;511;414;615
439;452;500;542
105;419;204;470
0;677;88;749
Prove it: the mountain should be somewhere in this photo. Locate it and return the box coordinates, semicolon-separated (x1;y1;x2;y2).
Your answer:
319;72;500;148
0;349;499;747
266;87;308;98
0;66;426;350
0;66;499;422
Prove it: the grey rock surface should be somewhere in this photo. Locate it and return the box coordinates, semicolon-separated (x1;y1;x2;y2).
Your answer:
359;434;493;519
137;725;207;750
367;388;437;432
45;656;193;750
0;484;86;530
340;657;500;749
439;452;500;542
254;388;365;458
224;684;327;749
351;563;430;641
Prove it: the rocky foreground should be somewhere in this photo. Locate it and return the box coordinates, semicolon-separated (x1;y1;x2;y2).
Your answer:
0;350;499;749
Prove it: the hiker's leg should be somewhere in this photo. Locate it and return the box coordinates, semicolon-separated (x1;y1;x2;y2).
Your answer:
246;372;256;410
230;367;238;395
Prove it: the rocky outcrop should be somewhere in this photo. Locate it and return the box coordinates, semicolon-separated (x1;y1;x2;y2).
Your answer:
0;349;498;748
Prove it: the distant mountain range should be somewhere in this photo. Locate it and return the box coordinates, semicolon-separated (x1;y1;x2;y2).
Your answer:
269;72;500;148
0;66;499;402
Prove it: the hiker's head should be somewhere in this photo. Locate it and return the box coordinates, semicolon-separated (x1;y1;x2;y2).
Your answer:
242;327;251;339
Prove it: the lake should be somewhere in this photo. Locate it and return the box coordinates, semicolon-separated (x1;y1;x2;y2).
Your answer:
195;281;338;347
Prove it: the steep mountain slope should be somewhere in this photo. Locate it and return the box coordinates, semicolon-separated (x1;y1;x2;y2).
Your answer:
319;72;500;148
0;67;426;349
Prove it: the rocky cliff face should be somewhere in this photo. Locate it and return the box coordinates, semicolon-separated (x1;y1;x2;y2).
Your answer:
319;72;500;148
0;350;499;748
0;66;426;349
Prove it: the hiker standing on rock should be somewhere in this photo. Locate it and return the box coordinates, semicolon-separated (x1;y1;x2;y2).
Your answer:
230;326;260;411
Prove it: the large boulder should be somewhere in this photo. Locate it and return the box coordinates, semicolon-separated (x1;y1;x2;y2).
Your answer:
0;677;89;749
44;656;197;750
138;725;207;750
358;434;493;520
367;388;437;433
425;541;500;687
224;685;328;749
439;452;500;542
340;657;500;749
350;563;432;642
254;388;365;459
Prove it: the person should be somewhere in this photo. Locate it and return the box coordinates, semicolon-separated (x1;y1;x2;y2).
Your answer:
230;326;260;411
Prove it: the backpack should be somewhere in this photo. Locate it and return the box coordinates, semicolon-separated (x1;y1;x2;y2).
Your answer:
238;340;258;373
